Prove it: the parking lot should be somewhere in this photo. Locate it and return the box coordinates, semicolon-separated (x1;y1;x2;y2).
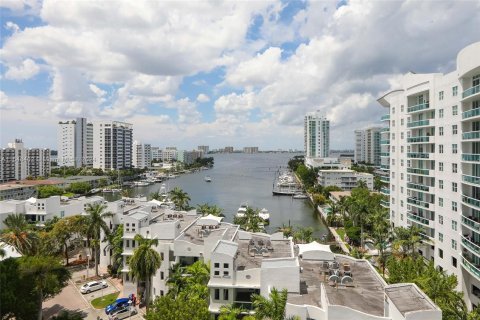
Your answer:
43;270;144;320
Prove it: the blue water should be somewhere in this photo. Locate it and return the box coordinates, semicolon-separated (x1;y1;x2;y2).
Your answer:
107;153;328;237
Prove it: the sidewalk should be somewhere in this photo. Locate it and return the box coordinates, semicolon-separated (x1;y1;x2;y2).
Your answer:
329;227;350;254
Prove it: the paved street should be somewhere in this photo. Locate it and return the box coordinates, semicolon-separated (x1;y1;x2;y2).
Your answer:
43;268;144;319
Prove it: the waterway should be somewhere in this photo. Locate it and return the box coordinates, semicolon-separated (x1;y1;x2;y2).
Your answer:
103;153;328;237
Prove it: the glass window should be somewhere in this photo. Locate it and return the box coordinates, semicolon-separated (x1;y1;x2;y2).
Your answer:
214;289;220;300
452;182;458;192
452;125;458;134
439;109;444;118
452;86;458;96
439;215;443;225
452;105;458;116
223;289;229;300
439;91;444;100
439;180;444;189
439;145;444;153
452;163;458;173
224;263;229;268
439;248;443;258
452;257;457;268
439;198;443;207
223;271;229;277
452;201;458;212
439;127;444;136
451;239;457;250
439;233;443;242
452;220;457;231
214;263;220;268
452;144;458;154
439;162;444;171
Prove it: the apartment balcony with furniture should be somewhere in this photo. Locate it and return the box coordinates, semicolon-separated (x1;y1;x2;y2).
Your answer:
407;152;431;159
407;212;431;227
407;197;432;209
462;234;480;258
462;215;480;233
407;182;430;192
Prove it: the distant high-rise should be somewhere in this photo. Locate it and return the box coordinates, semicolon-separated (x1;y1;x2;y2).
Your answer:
304;111;330;158
243;147;259;154
57;117;93;167
354;127;382;166
223;146;234;153
198;145;209;154
133;141;152;169
92;121;133;170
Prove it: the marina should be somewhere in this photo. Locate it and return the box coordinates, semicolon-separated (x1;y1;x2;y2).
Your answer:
272;170;304;195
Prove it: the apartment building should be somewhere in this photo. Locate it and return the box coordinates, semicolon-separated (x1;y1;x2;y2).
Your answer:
57;118;93;167
317;169;374;191
243;147;259;154
177;150;203;165
0;139;50;182
198;145;210;154
162;147;177;162
132;141;152;169
223;146;234;153
305;157;351;169
377;42;480;309
354;127;382;166
92;121;133;170
304;111;330;159
97;197;441;320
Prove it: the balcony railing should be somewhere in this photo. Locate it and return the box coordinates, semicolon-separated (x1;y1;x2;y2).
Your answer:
463;194;480;209
463;131;480;140
461;255;480;281
408;102;430;113
380;152;390;157
462;108;480;120
407;213;430;226
407;120;430;128
462;236;480;257
407;167;430;175
407;152;430;159
381;187;390;195
462;215;480;232
233;301;253;310
380;176;390;183
462;84;480;98
463;153;480;162
381;114;390;121
380;140;390;145
463;174;480;186
407;136;430;143
380;199;389;207
381;127;389;132
407;197;430;209
407;182;430;192
381;165;390;170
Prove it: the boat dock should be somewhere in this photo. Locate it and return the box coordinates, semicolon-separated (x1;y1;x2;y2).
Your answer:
272;169;303;195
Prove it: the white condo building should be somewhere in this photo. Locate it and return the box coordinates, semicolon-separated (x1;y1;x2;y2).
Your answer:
377;42;480;310
92;121;133;170
304;111;330;158
0;139;50;182
354;127;382;166
132;141;152;169
318;169;374;191
57;118;93;167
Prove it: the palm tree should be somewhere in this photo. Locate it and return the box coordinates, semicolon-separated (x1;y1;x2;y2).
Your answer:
149;191;162;201
0;214;38;255
293;227;314;244
219;304;245;320
85;203;113;276
370;208;391;276
169;187;191;210
356;179;368;189
234;207;263;233
121;188;134;198
277;221;293;238
337;195;349;224
129;234;162;310
392;225;422;258
197;203;225;217
252;287;288;320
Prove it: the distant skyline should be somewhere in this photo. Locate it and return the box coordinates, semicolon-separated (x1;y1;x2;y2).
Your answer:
1;0;480;150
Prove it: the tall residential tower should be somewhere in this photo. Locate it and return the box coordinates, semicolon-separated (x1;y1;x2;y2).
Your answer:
304;111;330;158
354;127;382;166
92;121;133;170
57;118;93;167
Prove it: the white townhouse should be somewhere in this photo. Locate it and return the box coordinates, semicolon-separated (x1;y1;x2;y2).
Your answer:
377;41;480;309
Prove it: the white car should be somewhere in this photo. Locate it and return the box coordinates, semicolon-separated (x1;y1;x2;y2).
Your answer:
109;306;137;320
80;280;108;294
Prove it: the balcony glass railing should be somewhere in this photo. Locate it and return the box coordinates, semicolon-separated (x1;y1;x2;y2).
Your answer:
463;131;480;140
462;108;480;119
381;187;390;195
380;140;390;145
407;167;430;175
408;102;430;113
380;176;390;183
381;114;390;121
407;197;430;209
407;182;430;192
462;84;480;98
407;213;430;226
381;165;390;170
380;199;390;207
462;154;480;162
463;175;480;186
407;136;430;143
462;236;480;256
381;127;390;132
407;120;430;128
233;302;253;310
462;215;480;232
461;255;480;280
463;194;480;209
380;152;390;157
407;152;430;159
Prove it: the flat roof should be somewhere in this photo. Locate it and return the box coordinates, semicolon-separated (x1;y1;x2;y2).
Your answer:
288;256;386;316
235;236;293;270
0;183;36;191
330;191;351;201
177;222;238;245
385;284;437;315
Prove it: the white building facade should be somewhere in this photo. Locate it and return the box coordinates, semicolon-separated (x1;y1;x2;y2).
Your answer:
57;118;93;167
304;111;330;158
317;169;374;191
354;127;382;166
377;42;480;310
92;121;133;170
132;141;152;169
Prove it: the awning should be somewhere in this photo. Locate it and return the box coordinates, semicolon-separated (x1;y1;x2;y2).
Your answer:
298;241;335;261
197;214;223;226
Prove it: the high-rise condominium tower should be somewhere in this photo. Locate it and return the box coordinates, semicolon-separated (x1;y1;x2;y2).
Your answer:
304;111;330;158
57;117;93;167
92;121;133;170
377;42;480;310
133;141;152;169
354;127;382;166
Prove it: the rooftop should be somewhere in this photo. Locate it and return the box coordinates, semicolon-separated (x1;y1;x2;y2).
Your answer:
0;183;37;191
177;221;238;245
288;256;386;316
235;235;293;270
329;191;352;201
385;284;438;315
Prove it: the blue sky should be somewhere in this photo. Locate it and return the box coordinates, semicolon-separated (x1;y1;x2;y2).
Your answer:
1;0;479;150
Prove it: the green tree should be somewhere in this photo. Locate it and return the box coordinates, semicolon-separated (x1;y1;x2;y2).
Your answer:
122;188;135;198
105;225;124;276
85;203;113;276
149;191;162;200
293;227;314;244
373;176;385;192
19;256;71;320
146;290;209;320
370;208;390;276
392;225;422;258
0;213;38;255
129;234;162;310
277;222;293;238
356;179;368;189
169;187;191;210
234;207;264;232
37;185;64;198
50;215;87;265
197;203;225;217
68;182;92;194
295;164;317;188
252;287;288;320
219;304;245;320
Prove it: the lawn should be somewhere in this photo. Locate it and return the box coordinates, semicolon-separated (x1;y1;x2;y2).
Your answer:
91;291;120;309
335;228;351;250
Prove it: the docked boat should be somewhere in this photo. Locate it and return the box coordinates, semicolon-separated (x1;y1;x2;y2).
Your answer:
133;181;150;187
293;193;308;199
204;176;212;182
259;208;270;221
236;204;248;218
102;188;121;193
89;188;101;194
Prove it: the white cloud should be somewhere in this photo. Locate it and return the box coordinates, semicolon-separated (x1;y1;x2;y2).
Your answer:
5;21;19;33
196;93;210;103
5;58;40;80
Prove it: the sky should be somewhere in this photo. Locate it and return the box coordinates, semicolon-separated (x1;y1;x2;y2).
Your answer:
1;0;479;150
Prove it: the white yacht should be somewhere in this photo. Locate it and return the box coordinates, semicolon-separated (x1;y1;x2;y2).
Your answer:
235;203;248;218
133;181;149;187
259;208;270;221
205;176;212;182
293;193;308;199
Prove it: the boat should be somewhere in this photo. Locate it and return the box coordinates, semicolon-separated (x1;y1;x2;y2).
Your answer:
259;208;270;221
293;193;309;199
133;181;150;187
204;176;212;182
235;203;248;218
102;188;121;193
89;188;101;194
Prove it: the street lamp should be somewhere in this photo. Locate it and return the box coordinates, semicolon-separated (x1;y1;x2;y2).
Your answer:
86;254;91;280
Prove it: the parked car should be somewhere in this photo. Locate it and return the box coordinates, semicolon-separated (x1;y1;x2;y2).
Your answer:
105;298;130;315
109;306;137;320
80;280;108;294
